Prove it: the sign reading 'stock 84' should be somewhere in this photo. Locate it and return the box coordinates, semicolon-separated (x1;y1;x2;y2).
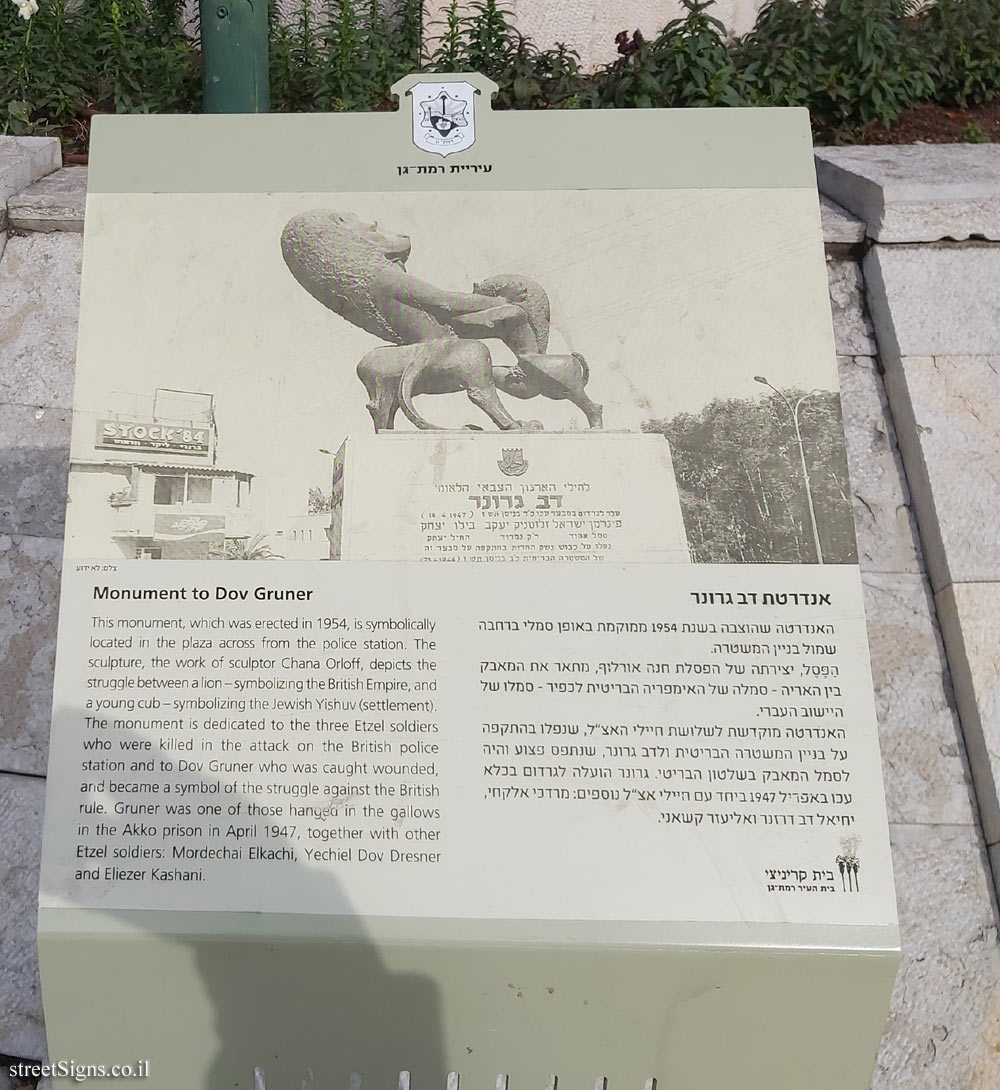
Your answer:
95;418;211;456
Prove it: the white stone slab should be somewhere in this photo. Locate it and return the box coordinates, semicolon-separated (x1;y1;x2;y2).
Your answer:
8;166;87;234
0;405;70;540
0;771;47;1060
863;574;973;827
864;245;1000;362
820;196;866;245
0;535;61;776
837;357;921;576
936;582;1000;847
874;823;1000;1089
0;232;82;410
827;258;876;357
880;354;1000;591
816;145;1000;242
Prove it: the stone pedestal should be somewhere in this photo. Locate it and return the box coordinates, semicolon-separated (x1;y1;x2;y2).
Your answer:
329;431;690;564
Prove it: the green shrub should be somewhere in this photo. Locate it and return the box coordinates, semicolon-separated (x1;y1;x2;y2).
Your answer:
0;0;197;130
737;0;829;109
590;0;748;108
921;0;1000;106
817;0;934;133
2;0;998;145
738;0;935;135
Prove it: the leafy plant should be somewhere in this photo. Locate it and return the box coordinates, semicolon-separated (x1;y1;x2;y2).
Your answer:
817;0;933;134
226;533;283;560
2;0;999;147
960;119;991;142
737;0;828;109
591;0;748;109
921;0;1000;107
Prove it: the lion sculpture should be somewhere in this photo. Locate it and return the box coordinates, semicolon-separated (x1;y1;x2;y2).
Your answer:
280;210;603;432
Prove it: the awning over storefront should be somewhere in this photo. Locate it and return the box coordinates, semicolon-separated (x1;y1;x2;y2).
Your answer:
71;459;254;479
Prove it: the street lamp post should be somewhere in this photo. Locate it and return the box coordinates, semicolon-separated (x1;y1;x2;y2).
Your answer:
753;376;824;564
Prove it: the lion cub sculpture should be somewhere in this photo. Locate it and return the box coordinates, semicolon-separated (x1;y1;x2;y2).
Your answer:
280;209;603;432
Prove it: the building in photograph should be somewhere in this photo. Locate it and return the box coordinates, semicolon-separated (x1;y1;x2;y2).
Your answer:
67;389;258;560
273;513;333;561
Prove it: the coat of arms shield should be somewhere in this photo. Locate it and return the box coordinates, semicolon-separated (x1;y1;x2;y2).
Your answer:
409;81;477;157
497;448;528;477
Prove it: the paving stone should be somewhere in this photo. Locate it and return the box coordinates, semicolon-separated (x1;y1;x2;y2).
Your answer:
827;257;877;357
0;405;70;540
864;245;1000;362
0;536;60;777
936;582;1000;849
873;823;1000;1090
837;356;922;576
879;354;1000;591
863;574;973;827
0;232;82;411
820;194;866;245
0;772;46;1061
8;167;87;234
816;144;1000;243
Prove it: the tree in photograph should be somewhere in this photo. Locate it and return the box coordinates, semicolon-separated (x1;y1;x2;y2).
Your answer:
643;387;857;564
307;486;334;514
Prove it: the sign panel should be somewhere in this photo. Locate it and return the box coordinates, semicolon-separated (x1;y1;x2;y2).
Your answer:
96;419;212;456
38;75;898;1090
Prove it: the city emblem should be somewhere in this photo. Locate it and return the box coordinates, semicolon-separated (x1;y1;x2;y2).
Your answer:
410;81;477;157
497;448;528;477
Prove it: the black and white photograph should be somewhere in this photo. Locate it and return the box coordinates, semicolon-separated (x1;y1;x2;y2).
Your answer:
65;187;853;564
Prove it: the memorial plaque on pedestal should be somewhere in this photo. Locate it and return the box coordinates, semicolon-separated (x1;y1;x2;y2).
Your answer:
39;77;899;1090
330;432;688;562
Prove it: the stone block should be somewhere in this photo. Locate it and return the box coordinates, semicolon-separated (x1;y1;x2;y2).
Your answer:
827;257;876;357
862;574;973;827
837;356;921;576
874;823;1000;1089
2;135;61;178
864;245;1000;362
879;354;1000;591
8;167;87;234
0;232;82;410
0;136;60;204
816;144;1000;242
936;582;1000;848
0;771;46;1061
0;536;61;776
820;195;865;245
0;405;71;540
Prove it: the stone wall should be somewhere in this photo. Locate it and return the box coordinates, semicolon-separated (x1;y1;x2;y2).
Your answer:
423;0;768;70
2;136;1000;1086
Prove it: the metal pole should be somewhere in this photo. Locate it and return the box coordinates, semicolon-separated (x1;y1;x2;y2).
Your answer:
792;393;823;565
200;0;270;113
754;377;823;564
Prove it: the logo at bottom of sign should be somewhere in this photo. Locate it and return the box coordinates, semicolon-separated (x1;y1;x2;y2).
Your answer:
410;81;477;157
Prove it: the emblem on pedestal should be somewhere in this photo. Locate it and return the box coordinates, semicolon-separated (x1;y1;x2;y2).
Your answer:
498;448;528;476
